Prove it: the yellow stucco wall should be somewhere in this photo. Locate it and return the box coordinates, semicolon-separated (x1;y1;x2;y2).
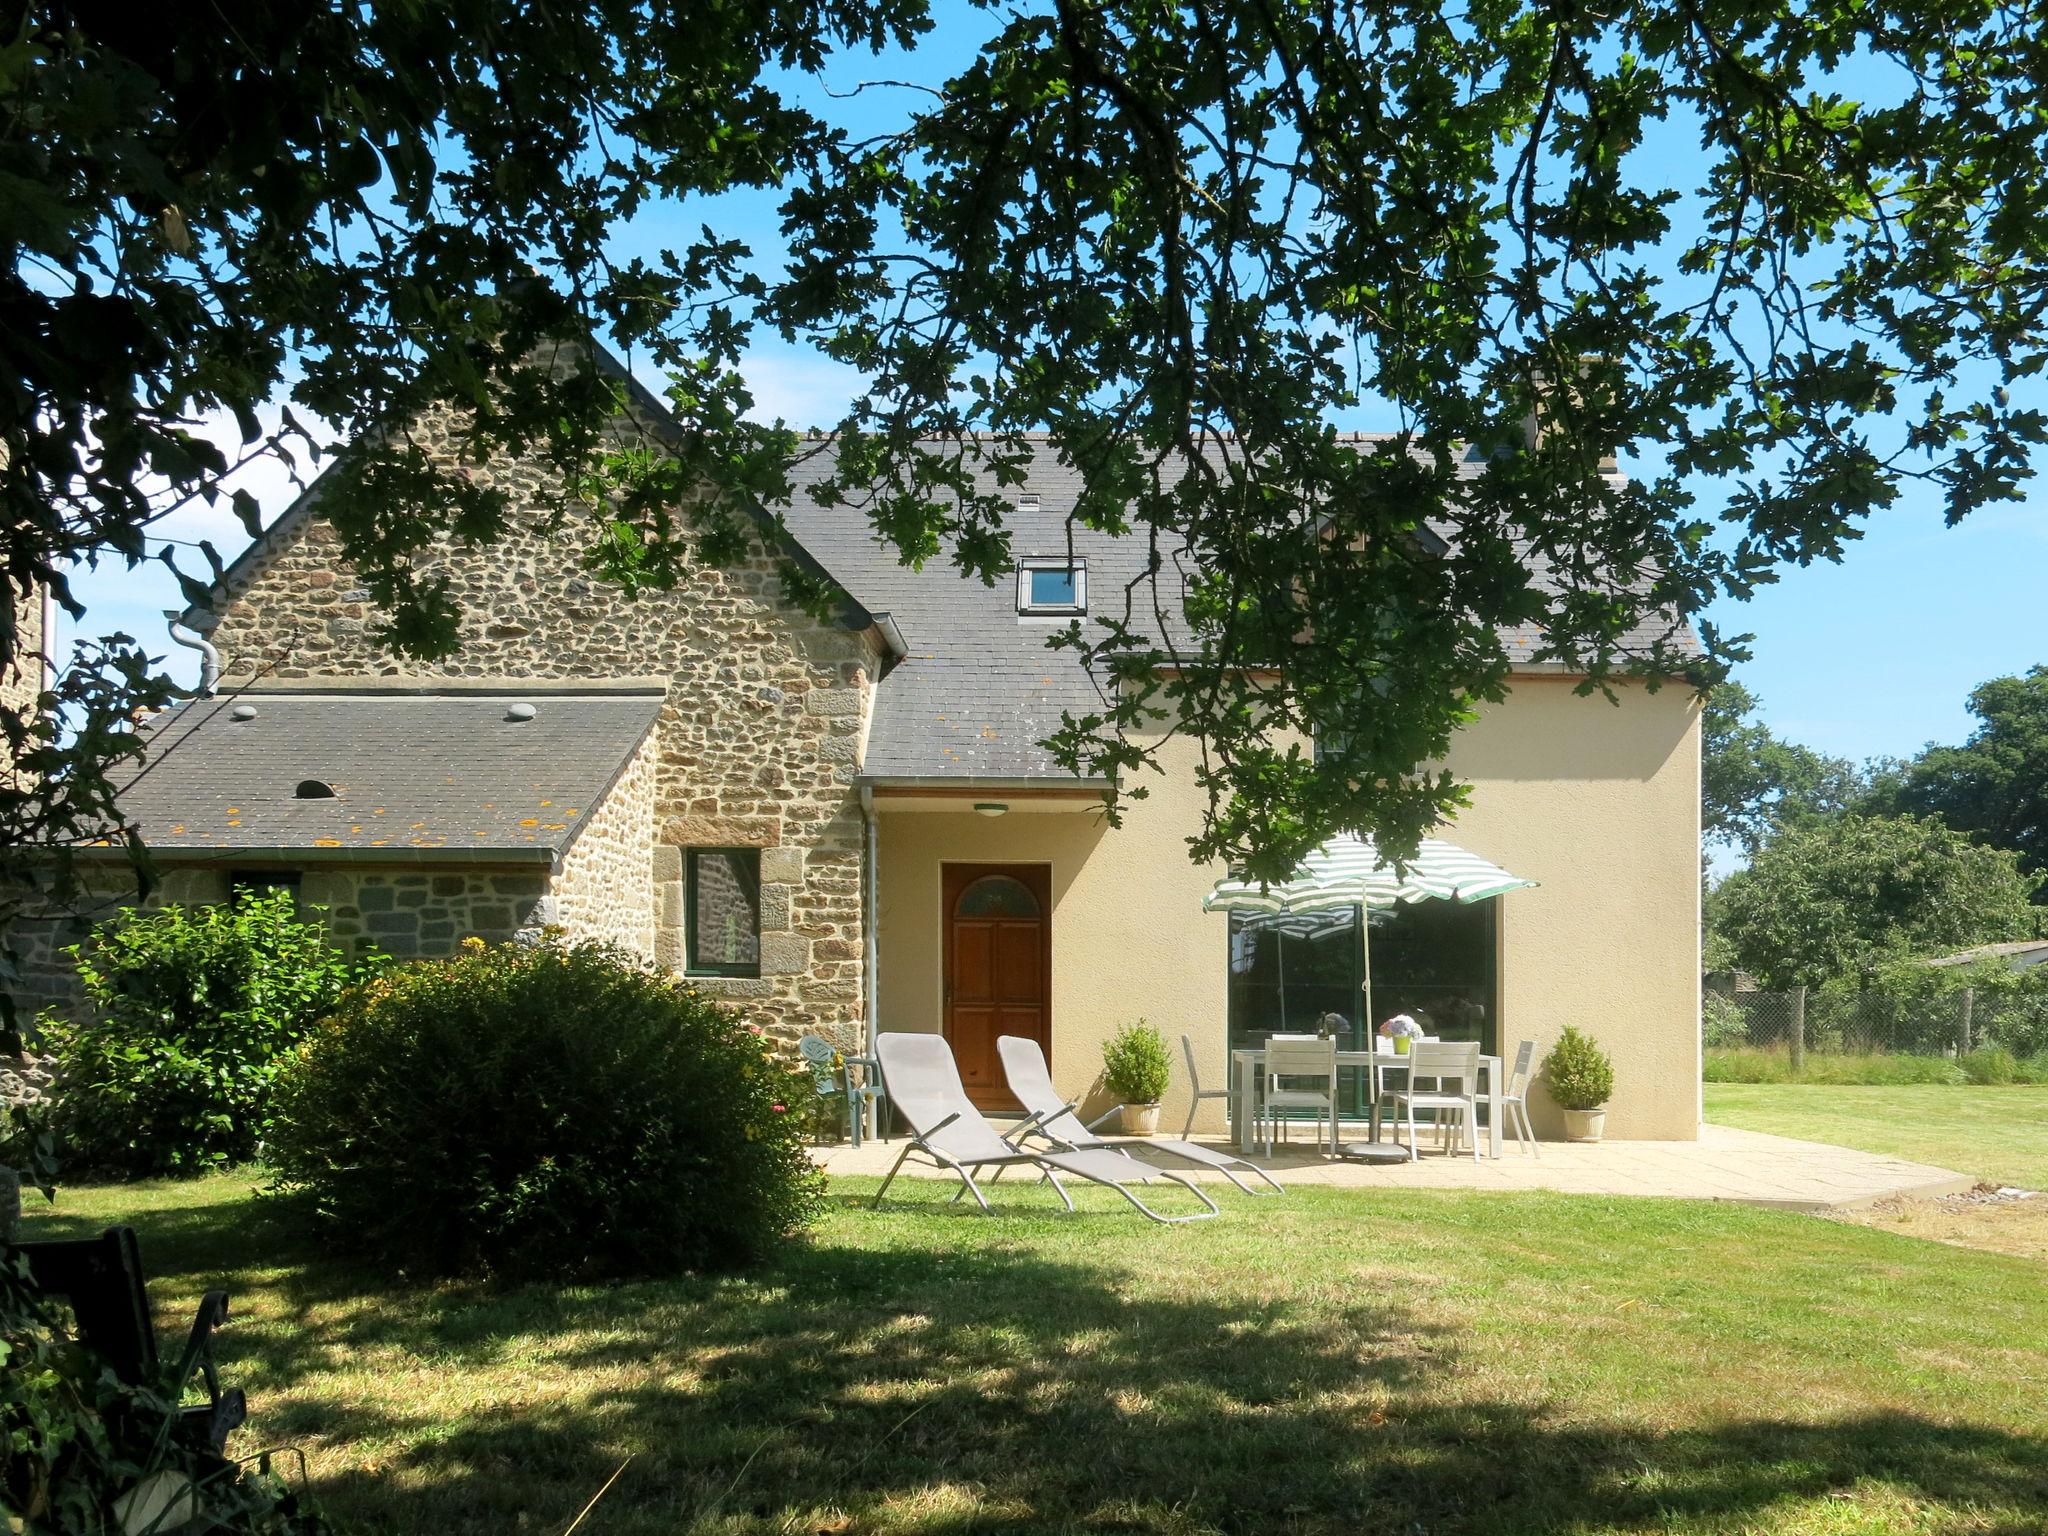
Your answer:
873;676;1701;1141
1438;677;1702;1140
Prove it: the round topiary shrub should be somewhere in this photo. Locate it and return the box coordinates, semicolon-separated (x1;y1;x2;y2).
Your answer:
1101;1019;1171;1104
266;937;824;1278
1543;1024;1615;1111
50;891;374;1177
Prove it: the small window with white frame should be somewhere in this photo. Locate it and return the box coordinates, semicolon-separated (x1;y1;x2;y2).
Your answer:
1017;556;1086;616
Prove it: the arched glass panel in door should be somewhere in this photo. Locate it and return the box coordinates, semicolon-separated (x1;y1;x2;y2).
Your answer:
955;874;1042;919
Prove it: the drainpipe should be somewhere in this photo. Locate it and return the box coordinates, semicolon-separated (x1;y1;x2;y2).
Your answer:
860;781;881;1140
860;782;879;1052
163;611;220;696
38;587;57;698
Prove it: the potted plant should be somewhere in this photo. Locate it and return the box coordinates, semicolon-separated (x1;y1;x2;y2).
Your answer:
1544;1025;1615;1142
1377;1013;1425;1056
1102;1019;1171;1135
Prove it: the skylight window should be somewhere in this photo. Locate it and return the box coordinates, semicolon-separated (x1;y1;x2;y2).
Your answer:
1018;557;1086;616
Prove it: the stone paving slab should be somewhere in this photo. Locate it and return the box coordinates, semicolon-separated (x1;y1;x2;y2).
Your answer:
813;1122;1976;1214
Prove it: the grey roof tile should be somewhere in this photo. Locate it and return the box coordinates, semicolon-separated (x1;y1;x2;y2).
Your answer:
111;687;661;859
774;436;1699;780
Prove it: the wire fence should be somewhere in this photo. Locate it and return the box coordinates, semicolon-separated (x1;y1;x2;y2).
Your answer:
1704;984;2048;1059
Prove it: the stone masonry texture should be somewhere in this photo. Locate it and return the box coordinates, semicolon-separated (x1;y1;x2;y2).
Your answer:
201;391;879;1043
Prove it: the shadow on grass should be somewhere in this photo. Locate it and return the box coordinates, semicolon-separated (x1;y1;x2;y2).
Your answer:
27;1184;2048;1535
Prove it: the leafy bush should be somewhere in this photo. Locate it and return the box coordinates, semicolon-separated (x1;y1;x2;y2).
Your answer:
1701;991;1751;1049
50;892;374;1177
1543;1025;1614;1111
1;1255;326;1533
1102;1019;1171;1104
267;937;824;1278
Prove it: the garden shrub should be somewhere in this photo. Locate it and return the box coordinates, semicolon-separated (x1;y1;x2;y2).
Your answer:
50;892;373;1177
1;1254;326;1533
1701;991;1751;1049
1543;1025;1614;1110
266;937;824;1279
1101;1019;1171;1104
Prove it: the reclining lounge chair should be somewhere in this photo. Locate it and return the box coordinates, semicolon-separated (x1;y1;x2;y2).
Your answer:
870;1032;1219;1224
996;1035;1284;1195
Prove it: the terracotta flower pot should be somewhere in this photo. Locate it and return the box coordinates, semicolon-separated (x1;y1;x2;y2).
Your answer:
1563;1108;1606;1143
1121;1102;1161;1136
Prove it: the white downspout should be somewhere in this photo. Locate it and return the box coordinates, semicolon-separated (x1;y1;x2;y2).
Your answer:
861;782;878;1049
163;611;221;696
860;780;880;1139
38;587;57;698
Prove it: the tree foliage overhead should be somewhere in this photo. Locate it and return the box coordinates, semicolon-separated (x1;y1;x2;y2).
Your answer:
1866;666;2048;894
1701;681;1863;858
6;0;2048;916
1707;812;2043;989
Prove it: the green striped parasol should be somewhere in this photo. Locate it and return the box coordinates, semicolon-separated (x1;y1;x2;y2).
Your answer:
1205;834;1537;916
1205;834;1537;1038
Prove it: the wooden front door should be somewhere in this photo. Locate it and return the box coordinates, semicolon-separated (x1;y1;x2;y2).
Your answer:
943;863;1052;1108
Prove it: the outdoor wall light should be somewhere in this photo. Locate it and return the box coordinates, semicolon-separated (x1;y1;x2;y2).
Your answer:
973;802;1009;818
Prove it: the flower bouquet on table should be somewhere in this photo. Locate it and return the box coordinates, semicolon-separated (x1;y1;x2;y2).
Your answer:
1377;1013;1425;1056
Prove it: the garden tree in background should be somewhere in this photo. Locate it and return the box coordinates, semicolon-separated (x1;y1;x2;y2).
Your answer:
49;891;375;1177
1701;682;1864;859
1865;666;2048;897
1707;814;2043;990
7;0;2048;1021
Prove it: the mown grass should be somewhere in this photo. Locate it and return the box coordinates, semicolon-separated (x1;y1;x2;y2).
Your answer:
1707;1081;2048;1190
1704;1045;2048;1085
23;1172;2048;1535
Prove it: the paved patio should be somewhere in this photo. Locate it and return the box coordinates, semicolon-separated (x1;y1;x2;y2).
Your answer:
813;1122;1976;1213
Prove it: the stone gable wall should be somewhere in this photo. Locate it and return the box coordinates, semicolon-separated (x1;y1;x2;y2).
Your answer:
1;585;46;720
550;725;658;957
202;400;877;1041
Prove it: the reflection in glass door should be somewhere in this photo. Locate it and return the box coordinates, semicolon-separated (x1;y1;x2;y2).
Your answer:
1225;900;1501;1121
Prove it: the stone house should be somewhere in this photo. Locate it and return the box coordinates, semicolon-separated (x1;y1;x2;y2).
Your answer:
20;347;1704;1140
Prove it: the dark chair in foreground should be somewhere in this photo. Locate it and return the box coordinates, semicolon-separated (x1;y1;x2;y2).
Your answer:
11;1225;246;1455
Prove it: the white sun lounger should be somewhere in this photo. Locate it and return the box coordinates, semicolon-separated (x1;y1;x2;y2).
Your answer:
995;1035;1284;1196
869;1032;1218;1224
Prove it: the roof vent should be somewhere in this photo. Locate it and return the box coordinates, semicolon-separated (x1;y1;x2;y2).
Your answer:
230;704;258;722
505;702;538;723
294;779;337;800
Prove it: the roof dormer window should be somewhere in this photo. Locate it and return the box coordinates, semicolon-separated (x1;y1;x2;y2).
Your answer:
1018;557;1086;616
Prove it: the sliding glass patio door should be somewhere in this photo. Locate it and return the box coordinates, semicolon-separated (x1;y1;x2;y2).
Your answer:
1224;900;1500;1120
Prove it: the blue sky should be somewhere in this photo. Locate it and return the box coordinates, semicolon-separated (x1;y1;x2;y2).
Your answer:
60;12;2043;778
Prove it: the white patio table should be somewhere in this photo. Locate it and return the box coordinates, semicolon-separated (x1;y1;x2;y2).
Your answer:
1230;1046;1504;1159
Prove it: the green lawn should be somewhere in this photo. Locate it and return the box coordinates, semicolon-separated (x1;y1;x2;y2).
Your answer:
1706;1082;2048;1189
22;1173;2048;1535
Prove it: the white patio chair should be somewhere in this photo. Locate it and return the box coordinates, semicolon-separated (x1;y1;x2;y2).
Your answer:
1366;1033;1440;1143
1259;1035;1339;1156
1179;1032;1232;1139
1495;1039;1539;1157
999;1035;1282;1195
1389;1041;1481;1162
1433;1039;1537;1157
869;1033;1219;1224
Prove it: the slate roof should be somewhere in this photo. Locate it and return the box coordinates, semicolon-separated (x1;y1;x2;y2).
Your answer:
774;433;1699;781
1925;939;2048;970
106;685;662;861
